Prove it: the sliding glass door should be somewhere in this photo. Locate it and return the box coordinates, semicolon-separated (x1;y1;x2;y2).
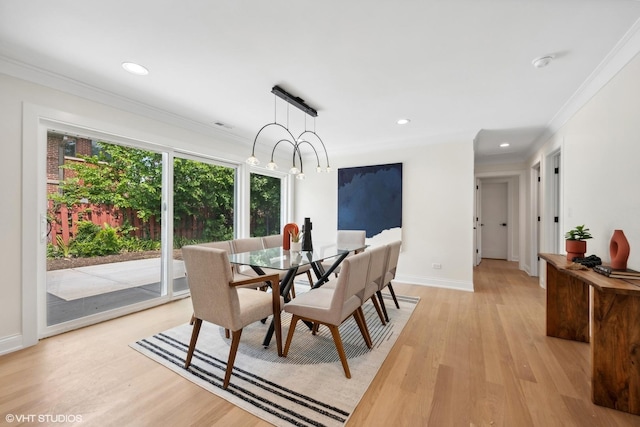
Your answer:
45;131;168;325
172;154;237;293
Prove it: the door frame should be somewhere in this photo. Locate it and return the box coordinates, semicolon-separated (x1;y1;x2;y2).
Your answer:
530;162;541;277
474;170;526;270
474;178;482;266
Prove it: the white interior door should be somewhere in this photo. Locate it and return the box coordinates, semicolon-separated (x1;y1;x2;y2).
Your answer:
481;182;508;259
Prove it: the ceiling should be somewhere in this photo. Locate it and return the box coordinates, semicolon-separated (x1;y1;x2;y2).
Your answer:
1;1;640;164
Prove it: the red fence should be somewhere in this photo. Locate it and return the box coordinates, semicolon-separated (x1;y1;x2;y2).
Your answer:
48;201;218;246
48;201;160;245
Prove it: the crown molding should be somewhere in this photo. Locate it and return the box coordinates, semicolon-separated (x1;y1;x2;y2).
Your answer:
0;55;249;146
526;17;640;158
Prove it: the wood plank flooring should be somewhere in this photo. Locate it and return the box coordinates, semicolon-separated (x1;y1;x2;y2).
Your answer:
2;259;640;426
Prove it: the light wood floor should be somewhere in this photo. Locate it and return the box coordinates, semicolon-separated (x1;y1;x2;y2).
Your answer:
2;259;640;426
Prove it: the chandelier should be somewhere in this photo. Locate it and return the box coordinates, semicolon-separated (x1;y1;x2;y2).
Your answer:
246;86;331;180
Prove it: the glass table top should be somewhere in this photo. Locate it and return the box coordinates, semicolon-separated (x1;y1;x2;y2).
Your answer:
227;243;366;271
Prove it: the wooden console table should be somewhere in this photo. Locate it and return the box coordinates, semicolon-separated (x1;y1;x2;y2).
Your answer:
540;253;640;415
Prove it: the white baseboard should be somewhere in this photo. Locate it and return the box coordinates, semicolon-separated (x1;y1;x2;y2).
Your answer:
0;334;25;356
394;274;474;292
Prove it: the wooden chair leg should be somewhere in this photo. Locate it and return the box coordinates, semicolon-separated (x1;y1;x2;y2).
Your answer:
370;295;386;325
283;315;300;356
185;318;202;369
328;324;351;378
225;329;230;339
353;307;373;348
387;283;400;309
189;313;195;325
306;270;313;287
223;329;242;389
376;290;389;322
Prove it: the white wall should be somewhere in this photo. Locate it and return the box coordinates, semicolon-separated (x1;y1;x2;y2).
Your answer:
0;76;24;352
295;138;475;292
530;51;640;276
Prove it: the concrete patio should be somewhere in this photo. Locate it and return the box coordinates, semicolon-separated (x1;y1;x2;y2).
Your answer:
46;258;188;325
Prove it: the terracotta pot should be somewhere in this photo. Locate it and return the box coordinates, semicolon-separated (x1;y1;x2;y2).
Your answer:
610;229;630;270
566;239;587;261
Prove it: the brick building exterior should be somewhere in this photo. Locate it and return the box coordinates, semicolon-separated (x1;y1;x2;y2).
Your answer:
46;132;94;195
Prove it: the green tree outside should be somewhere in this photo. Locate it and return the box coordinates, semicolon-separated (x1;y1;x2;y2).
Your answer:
49;141;238;256
250;173;281;237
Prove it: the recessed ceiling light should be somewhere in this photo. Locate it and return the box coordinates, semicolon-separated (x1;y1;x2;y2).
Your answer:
531;55;554;69
122;62;149;76
500;142;510;148
397;118;410;125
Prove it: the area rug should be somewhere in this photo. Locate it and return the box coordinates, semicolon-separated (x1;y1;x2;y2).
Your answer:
131;293;419;427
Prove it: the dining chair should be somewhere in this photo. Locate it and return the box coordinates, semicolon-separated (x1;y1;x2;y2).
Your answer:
362;244;389;325
197;240;240;276
377;240;401;322
233;237;288;282
320;244;387;326
188;240;237;325
198;240;233;251
283;250;372;378
261;234;314;298
197;239;263;285
321;229;366;277
261;234;282;249
232;237;264;256
181;245;283;389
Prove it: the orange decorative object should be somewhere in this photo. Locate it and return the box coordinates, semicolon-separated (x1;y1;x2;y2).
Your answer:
610;229;630;270
282;223;299;250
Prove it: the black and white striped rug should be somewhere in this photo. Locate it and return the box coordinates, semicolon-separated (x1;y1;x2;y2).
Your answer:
131;294;419;427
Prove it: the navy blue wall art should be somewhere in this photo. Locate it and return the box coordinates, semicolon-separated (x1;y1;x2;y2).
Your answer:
338;163;402;242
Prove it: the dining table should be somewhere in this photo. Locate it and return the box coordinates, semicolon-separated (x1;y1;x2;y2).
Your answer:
228;242;367;347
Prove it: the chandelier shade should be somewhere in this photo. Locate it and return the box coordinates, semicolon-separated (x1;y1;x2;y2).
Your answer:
247;86;331;178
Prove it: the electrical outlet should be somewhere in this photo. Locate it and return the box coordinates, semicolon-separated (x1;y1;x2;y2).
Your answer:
432;263;442;269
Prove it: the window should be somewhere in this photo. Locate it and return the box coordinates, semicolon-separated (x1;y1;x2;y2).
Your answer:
46;133;166;325
62;137;76;157
250;172;282;236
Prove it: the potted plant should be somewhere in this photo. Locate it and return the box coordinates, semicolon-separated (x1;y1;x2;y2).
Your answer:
289;229;302;252
565;224;593;261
